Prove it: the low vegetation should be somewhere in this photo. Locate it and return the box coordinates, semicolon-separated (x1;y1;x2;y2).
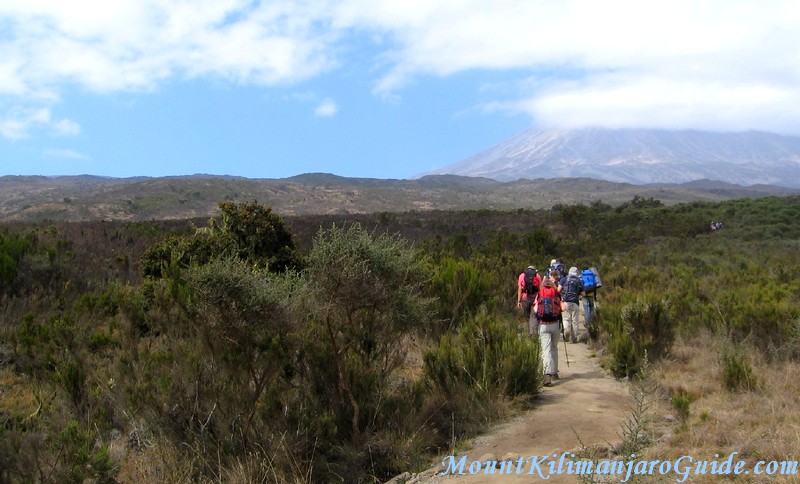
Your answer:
1;195;799;482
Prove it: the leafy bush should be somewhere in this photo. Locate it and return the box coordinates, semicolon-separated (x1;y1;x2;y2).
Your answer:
428;257;494;335
291;223;431;444
424;308;541;399
140;200;300;278
0;230;35;295
720;341;760;392
422;309;541;452
599;297;673;379
119;221;435;482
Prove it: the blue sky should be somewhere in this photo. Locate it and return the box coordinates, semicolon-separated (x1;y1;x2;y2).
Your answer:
2;0;800;180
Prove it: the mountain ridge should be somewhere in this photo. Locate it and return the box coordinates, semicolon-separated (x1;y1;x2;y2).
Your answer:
1;173;798;223
418;128;800;188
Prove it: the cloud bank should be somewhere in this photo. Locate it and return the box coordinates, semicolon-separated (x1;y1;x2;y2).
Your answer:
2;0;799;138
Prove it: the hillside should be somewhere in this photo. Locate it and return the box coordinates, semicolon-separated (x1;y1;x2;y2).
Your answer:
1;173;798;222
2;196;800;482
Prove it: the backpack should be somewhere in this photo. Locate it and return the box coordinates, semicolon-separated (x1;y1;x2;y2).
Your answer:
581;269;597;294
562;275;582;303
590;267;603;288
523;268;538;297
536;285;561;320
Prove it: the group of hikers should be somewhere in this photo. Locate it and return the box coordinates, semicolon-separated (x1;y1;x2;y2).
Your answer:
516;259;601;386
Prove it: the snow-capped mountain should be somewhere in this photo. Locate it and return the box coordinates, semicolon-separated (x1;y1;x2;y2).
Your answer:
418;128;800;187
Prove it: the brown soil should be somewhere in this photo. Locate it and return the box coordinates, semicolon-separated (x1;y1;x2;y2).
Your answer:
395;335;633;484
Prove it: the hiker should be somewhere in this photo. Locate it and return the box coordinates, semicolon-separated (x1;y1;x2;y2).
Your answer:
517;265;541;335
549;258;567;280
581;267;599;328
535;276;562;386
559;267;583;343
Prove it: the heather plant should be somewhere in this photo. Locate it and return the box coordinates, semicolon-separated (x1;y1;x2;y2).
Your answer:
424;308;542;401
597;295;673;379
422;308;542;451
116;258;300;478
140;200;300;278
288;224;431;445
0;230;35;296
428;257;495;335
118;220;437;481
719;339;760;392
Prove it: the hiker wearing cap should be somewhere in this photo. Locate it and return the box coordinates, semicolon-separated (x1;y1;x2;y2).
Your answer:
535;275;562;385
517;265;541;334
559;267;584;343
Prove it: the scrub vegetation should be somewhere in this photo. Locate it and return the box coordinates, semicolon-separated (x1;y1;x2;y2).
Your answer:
1;195;798;482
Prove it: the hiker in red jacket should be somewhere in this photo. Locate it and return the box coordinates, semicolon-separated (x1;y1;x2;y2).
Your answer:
517;265;540;335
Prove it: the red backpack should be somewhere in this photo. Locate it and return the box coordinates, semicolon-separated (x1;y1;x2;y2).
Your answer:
536;285;561;321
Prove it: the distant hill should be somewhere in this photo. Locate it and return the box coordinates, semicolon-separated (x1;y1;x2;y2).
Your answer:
417;128;800;188
2;173;798;223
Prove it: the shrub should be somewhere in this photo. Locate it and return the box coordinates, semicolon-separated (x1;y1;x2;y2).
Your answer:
292;223;431;443
140;200;300;278
422;309;541;456
424;308;542;399
600;297;673;379
720;341;760;392
0;230;35;295
428;257;494;335
670;389;694;426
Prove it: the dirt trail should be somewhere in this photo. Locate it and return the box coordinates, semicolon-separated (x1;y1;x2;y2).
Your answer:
396;334;633;484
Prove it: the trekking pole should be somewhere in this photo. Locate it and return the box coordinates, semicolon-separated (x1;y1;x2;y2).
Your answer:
560;322;570;367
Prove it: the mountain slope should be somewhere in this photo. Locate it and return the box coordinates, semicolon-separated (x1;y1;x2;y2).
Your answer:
2;174;799;223
418;128;800;187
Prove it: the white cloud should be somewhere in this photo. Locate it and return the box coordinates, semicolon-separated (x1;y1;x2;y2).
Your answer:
52;119;81;136
44;148;88;160
314;98;338;117
0;106;81;139
2;0;800;135
0;107;50;139
0;0;339;95
333;0;800;133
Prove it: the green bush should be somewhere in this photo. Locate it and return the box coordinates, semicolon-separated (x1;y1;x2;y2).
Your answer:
670;389;694;426
720;341;760;392
424;308;542;399
422;309;541;454
0;230;35;295
140;200;300;278
600;297;673;379
428;257;494;335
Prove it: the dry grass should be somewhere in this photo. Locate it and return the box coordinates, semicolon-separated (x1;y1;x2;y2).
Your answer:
645;330;800;481
0;368;39;420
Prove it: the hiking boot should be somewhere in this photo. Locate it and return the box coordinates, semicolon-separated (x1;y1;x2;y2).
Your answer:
543;374;552;386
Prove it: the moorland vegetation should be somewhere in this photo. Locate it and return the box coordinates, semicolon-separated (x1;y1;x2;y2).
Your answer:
0;195;799;482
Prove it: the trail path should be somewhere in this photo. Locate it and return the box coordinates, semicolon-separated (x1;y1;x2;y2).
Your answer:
393;334;634;484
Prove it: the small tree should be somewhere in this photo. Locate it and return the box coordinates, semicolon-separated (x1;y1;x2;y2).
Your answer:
140;200;300;278
218;200;299;271
291;223;431;445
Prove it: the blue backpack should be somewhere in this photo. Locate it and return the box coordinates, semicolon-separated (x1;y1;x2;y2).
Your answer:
581;269;597;294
